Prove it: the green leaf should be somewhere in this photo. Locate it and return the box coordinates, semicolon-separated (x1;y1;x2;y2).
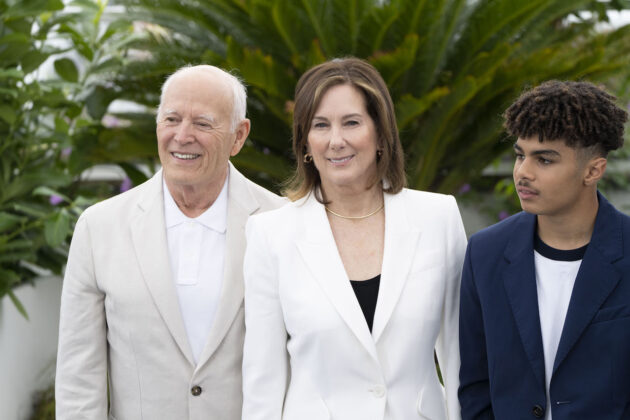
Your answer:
0;268;21;286
0;104;17;125
33;186;70;203
54;58;79;83
44;209;71;248
7;289;29;320
85;85;115;120
20;50;49;74
0;212;24;232
5;0;64;19
396;87;451;129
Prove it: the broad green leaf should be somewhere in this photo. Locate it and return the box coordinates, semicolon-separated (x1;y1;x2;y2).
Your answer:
0;105;16;125
54;57;79;83
44;209;71;248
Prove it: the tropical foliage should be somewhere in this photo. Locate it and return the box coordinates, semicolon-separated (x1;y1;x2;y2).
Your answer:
0;0;142;314
111;0;630;193
2;0;630;312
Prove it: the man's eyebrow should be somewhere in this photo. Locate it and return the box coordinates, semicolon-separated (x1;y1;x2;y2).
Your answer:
195;114;216;123
513;143;561;156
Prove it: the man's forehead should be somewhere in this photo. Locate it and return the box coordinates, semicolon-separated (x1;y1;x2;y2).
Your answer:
515;137;566;152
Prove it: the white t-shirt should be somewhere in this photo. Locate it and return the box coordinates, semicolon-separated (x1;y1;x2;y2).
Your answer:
534;234;587;420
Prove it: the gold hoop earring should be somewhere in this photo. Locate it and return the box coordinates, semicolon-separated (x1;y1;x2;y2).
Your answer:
303;153;313;163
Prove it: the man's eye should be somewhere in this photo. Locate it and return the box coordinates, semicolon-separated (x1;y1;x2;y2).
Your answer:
539;157;552;164
515;153;524;160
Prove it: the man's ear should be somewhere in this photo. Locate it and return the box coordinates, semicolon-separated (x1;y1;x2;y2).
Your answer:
583;157;607;186
230;118;251;156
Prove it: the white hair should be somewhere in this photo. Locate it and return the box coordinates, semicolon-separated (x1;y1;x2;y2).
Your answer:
156;64;247;131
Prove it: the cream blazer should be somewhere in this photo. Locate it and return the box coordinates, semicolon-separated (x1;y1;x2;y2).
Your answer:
242;189;467;420
55;163;285;420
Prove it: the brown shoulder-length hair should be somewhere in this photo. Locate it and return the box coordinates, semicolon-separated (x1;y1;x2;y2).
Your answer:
283;57;406;202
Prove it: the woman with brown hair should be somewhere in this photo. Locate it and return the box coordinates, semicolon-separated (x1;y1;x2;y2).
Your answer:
242;57;466;420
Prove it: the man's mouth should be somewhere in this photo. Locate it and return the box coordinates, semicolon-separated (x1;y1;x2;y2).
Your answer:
172;152;200;160
516;186;538;199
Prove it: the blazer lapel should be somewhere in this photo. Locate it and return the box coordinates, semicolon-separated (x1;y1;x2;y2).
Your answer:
372;191;421;342
295;193;379;362
553;193;623;375
502;213;546;389
130;170;194;366
195;164;259;371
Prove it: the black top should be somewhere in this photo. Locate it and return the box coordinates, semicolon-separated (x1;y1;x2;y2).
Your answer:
534;233;588;261
350;274;380;332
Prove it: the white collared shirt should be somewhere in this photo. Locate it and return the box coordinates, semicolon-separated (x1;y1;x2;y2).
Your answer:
163;175;228;364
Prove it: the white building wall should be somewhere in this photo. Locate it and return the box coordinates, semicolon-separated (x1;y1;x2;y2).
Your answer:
0;277;62;420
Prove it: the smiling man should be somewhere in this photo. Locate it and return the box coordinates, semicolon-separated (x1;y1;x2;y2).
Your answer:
55;65;284;420
459;81;630;420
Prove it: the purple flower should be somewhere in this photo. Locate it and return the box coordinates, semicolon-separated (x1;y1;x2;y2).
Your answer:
61;147;72;158
49;195;64;205
263;147;270;155
498;210;510;221
102;115;120;128
458;183;471;194
120;177;133;193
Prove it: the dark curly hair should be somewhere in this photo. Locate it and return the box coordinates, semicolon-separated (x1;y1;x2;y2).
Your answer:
504;80;627;156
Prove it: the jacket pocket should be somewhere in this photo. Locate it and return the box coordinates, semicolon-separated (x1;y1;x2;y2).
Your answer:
591;304;630;324
283;396;330;420
417;386;447;420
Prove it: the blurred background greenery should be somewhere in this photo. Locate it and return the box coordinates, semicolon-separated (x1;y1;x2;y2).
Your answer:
1;1;630;416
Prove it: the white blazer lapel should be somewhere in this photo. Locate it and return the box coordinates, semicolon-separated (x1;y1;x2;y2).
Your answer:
372;191;422;342
295;193;379;362
130;170;195;365
195;164;259;370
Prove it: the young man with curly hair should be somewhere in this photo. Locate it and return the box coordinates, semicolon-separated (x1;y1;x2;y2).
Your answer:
459;81;630;420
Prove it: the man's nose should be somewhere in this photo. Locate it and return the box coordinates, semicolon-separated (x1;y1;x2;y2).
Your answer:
174;121;194;144
514;157;533;181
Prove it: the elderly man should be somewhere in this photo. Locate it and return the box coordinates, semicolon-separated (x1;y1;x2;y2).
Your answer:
55;65;285;420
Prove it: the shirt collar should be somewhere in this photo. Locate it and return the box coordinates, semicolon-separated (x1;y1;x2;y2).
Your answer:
163;173;229;233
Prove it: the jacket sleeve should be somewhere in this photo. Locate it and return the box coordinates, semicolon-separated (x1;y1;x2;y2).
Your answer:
458;237;495;419
242;215;288;420
435;196;467;420
55;213;108;420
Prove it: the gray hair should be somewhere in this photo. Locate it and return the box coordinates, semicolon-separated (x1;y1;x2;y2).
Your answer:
156;64;247;131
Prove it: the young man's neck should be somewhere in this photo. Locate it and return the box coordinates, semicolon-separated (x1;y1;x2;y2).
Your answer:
536;189;599;250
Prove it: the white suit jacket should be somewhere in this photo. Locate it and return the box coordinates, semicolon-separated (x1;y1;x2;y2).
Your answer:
55;163;285;420
242;188;467;420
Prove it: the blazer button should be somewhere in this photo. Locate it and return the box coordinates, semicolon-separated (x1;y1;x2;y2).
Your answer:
191;385;202;396
532;405;544;418
370;385;386;398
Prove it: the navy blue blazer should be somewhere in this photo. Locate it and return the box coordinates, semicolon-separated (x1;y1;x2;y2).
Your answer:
459;192;630;420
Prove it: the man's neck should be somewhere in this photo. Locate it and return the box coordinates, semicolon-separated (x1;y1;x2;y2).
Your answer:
536;191;599;250
166;171;228;218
